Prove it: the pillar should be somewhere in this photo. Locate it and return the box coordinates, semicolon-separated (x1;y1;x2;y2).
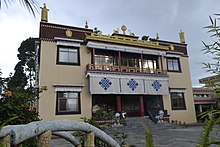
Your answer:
84;132;95;147
0;134;10;147
141;53;143;72
160;56;164;73
38;130;52;147
139;96;145;117
92;48;95;69
118;51;121;71
199;105;203;113
117;95;122;112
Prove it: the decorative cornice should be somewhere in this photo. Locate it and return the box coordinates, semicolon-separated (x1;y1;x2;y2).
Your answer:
40;38;55;42
41;23;92;34
86;33;170;50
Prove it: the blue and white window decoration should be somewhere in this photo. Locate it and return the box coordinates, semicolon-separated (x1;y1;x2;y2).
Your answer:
127;79;138;91
151;80;162;91
99;78;112;90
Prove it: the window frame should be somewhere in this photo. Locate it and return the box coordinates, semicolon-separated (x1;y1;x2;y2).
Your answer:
56;45;80;66
170;92;186;110
56;91;81;115
167;57;181;72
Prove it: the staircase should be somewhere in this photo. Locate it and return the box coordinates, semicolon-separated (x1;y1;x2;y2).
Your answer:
124;116;182;131
109;116;184;147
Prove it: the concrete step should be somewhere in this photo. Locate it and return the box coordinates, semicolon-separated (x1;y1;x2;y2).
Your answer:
122;117;184;131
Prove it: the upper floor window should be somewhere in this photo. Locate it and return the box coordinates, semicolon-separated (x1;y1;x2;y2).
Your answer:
56;91;81;115
57;46;80;65
142;59;157;69
167;58;181;72
95;55;117;66
121;58;140;67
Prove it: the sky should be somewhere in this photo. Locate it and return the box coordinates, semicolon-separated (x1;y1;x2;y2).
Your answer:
0;0;220;87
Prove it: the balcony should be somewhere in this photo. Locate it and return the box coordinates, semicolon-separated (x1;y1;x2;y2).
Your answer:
86;64;167;75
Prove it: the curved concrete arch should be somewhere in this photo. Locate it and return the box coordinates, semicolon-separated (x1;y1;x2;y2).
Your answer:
0;120;120;147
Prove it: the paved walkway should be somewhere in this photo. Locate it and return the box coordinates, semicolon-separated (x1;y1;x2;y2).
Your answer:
51;117;203;147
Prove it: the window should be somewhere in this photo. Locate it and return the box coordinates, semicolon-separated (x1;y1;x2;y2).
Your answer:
167;58;181;72
56;91;81;115
171;92;186;110
121;58;140;67
142;59;157;70
95;55;117;66
57;46;80;65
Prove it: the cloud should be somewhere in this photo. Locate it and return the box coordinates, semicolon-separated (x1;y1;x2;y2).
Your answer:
0;5;39;76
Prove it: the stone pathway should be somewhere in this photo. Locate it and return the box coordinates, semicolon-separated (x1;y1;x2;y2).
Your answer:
51;117;203;147
111;117;201;147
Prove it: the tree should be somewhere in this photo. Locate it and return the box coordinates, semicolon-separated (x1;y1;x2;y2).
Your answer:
202;14;220;94
196;13;220;147
0;0;38;16
0;69;10;95
0;37;40;125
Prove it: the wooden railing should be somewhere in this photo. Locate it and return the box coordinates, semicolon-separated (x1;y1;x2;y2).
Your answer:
0;120;120;147
87;64;167;74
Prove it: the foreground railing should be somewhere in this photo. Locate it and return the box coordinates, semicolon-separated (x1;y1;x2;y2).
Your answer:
0;120;120;147
87;64;167;74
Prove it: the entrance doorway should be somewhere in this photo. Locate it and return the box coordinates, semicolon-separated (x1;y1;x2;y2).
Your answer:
143;95;163;116
121;95;140;117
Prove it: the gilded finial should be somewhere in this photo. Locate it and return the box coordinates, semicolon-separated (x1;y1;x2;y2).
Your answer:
85;20;89;29
40;3;49;22
113;28;119;33
179;30;185;43
156;33;159;40
121;25;127;35
128;30;135;36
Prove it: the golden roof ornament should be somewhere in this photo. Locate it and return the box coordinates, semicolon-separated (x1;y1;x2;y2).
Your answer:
113;28;119;33
179;30;185;43
40;3;49;22
121;25;127;35
156;33;159;40
128;30;135;36
65;29;72;37
85;20;89;29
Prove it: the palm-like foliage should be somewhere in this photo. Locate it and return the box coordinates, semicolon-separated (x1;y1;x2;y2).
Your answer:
196;110;220;147
143;125;154;147
0;0;38;16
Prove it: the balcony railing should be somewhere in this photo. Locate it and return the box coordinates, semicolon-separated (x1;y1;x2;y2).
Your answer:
87;64;167;74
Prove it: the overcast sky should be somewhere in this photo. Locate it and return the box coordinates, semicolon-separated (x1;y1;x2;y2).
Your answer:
0;0;219;86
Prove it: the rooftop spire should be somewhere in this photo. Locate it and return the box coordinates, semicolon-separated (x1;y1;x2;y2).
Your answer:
179;30;185;43
85;20;89;28
41;3;49;22
156;33;159;40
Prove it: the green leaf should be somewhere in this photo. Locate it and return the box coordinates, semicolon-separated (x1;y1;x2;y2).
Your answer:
0;116;18;131
143;124;154;147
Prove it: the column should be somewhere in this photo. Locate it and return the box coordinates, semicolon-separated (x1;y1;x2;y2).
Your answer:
118;51;121;71
92;48;95;69
139;96;145;117
116;95;122;112
199;105;203;113
141;53;143;72
160;56;164;73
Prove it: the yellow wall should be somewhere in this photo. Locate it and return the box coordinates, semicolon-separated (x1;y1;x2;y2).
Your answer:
38;41;196;123
38;41;92;121
163;57;197;124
